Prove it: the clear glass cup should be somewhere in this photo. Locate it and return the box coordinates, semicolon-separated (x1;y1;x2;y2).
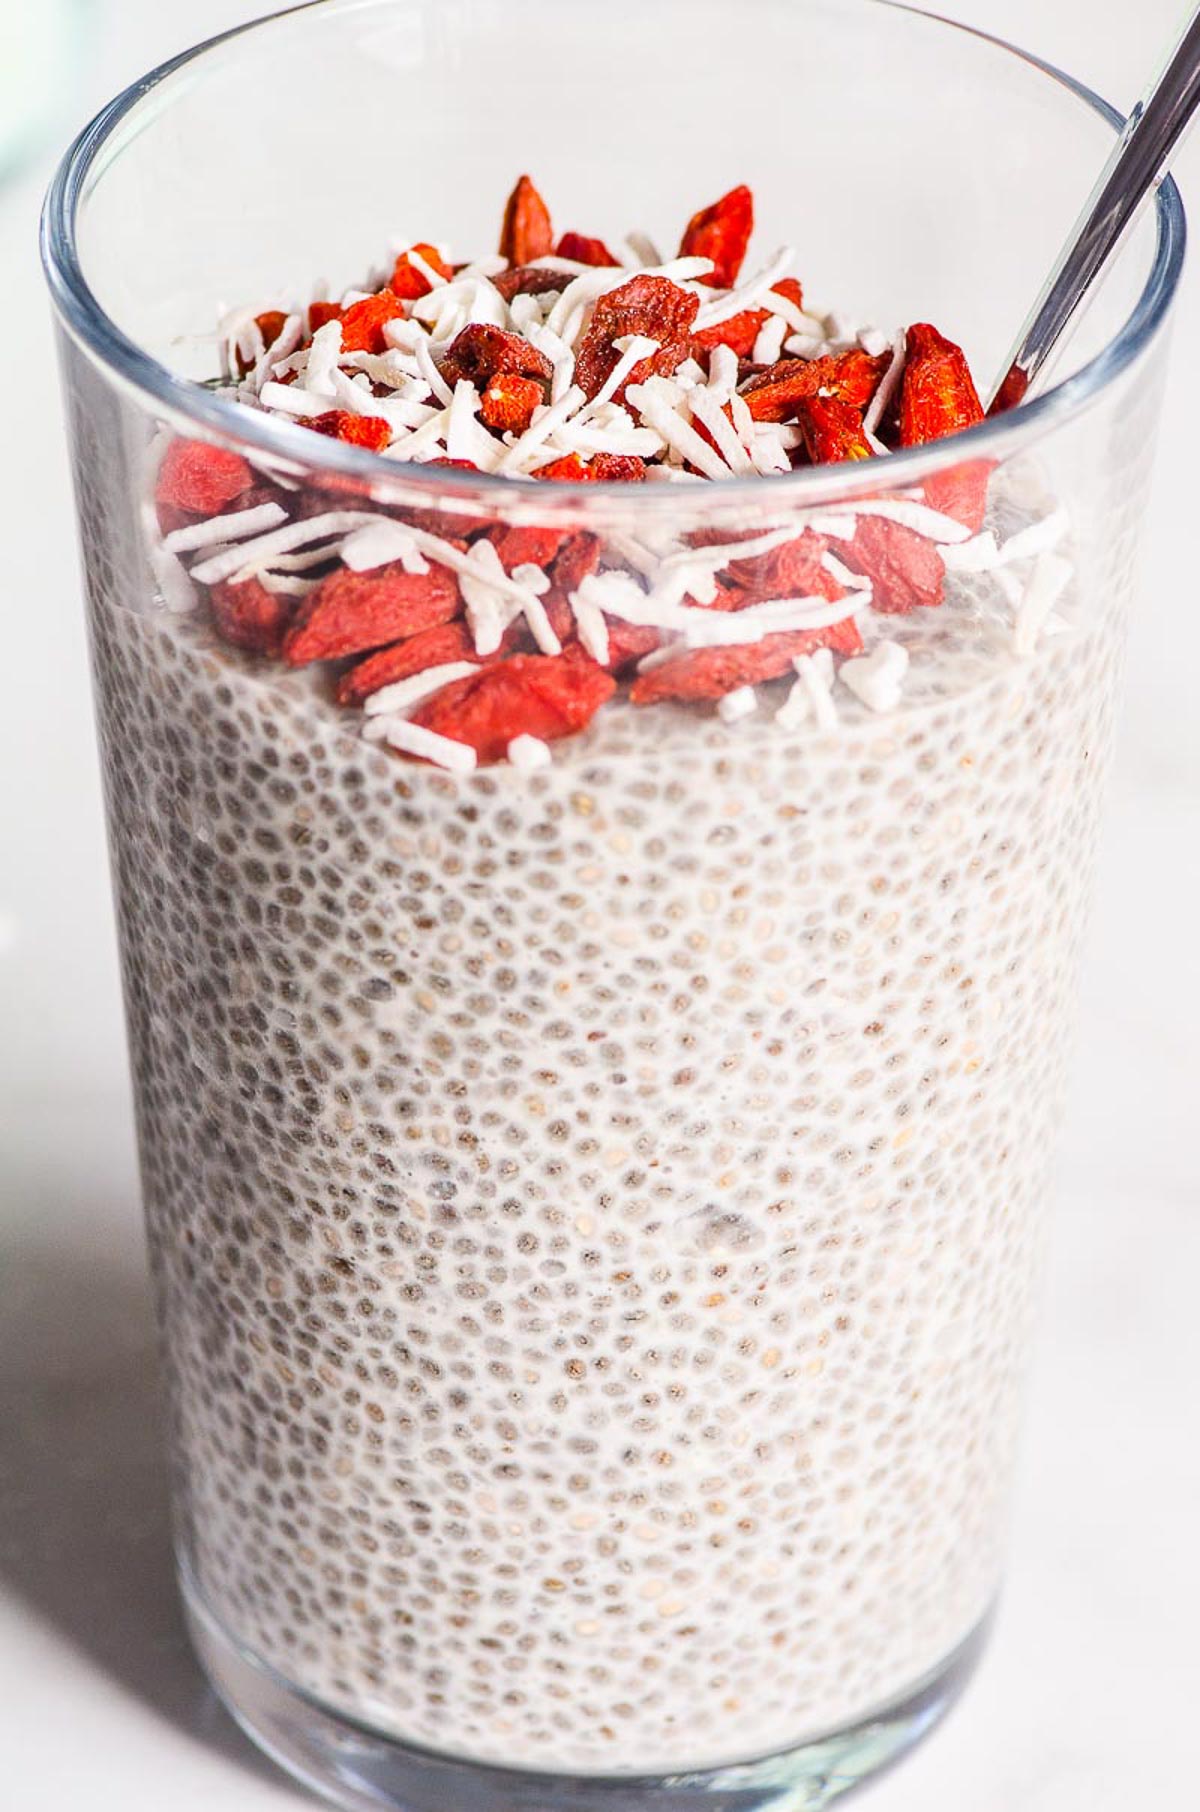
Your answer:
41;1;1184;1807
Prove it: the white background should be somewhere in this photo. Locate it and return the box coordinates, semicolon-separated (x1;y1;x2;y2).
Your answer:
0;3;1197;1808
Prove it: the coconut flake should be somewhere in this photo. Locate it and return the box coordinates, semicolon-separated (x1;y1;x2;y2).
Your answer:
625;381;734;480
840;640;909;712
687;387;755;476
863;331;906;436
341;522;430;574
792;647;839;729
997;507;1069;566
691;248;798;331
752;315;788;366
247;313;304;395
717;685;759;723
259;381;344;419
305;319;345;397
163;501;288;554
498;385;587;474
507;734;552;770
940;530;1002;573
374;718;477;771
1013;552;1073;655
847;497;972;543
150;545;199;613
190;511;383;584
362;661;480;716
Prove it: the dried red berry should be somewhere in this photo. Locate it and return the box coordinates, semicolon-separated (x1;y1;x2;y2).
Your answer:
499;175;554;266
439;323;553;392
831;516;945;613
338;290;406;354
574;274;700;401
308;300;344;335
533;453;591;482
555;231;618;267
492;265;569;303
899;322;989;530
549;532;603;594
679;185;754;289
208;576;295;657
336;620;498;706
490;524;574;572
899;323;984;445
631;617;862;705
390;242;452;300
741;349;888;423
795;396;874;465
725;529;845;604
479;372;544;435
156;439;255;516
411;643;615;763
283;563;460;664
602;619;662;675
589;453;647;482
234;310;290;375
308;411;392;452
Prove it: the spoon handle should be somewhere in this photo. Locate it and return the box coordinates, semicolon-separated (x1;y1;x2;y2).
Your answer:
988;5;1200;412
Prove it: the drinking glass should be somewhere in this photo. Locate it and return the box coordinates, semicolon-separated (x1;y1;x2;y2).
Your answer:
42;2;1184;1806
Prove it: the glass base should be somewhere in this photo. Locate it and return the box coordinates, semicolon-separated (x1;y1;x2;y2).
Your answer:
182;1565;992;1812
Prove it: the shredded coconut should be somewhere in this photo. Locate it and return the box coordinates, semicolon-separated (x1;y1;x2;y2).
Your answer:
507;733;553;770
840;640;909;712
717;685;758;723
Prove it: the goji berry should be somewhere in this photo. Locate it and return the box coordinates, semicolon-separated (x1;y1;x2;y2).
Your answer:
308;300;343;334
590;453;647;481
492;265;569;303
555;231;618;267
339;289;406;354
533;453;591;482
336;620;498;706
741;349;888;422
208;575;295;657
574;275;700;401
439;323;553;392
987;363;1029;417
550;532;602;593
490;524;574;571
679;185;754;288
898;322;989;529
235;310;290;374
899;323;984;445
831;516;945;613
390;242;452;300
156;438;255;516
725;528;843;604
630;618;862;705
530;533;603;647
283;563;460;664
795;396;874;464
479;372;544;434
308;411;392;452
691;311;766;359
411;643;615;763
602;619;662;675
499;175;554;266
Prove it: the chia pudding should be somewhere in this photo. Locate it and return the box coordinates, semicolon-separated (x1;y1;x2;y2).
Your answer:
73;180;1129;1773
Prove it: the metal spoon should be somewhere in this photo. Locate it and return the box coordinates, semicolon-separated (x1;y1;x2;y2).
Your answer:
988;5;1200;413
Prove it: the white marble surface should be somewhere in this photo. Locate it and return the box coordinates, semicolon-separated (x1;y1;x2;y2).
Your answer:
0;3;1197;1807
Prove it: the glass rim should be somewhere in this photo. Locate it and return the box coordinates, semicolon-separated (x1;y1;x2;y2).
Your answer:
40;0;1187;508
